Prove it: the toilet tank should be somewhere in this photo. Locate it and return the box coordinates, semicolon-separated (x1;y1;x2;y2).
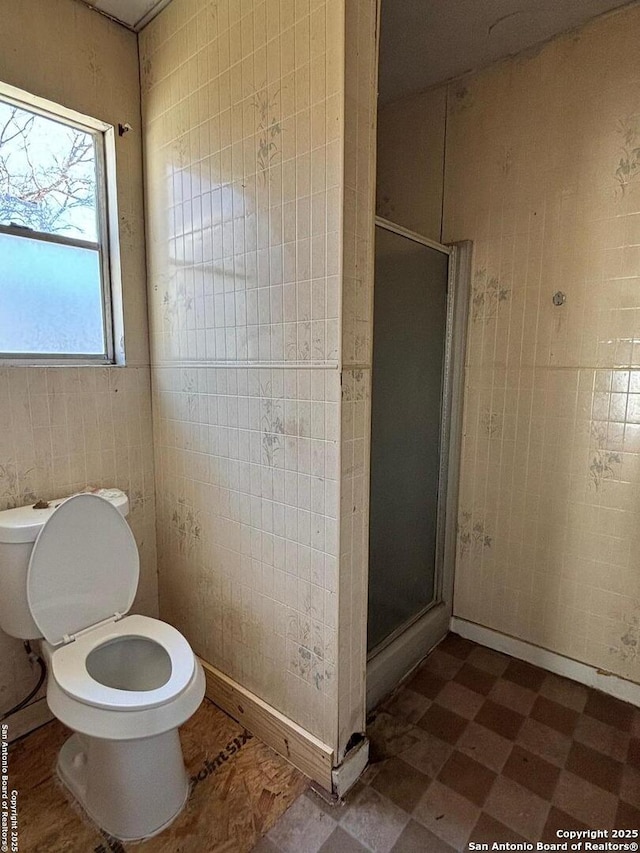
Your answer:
0;489;129;640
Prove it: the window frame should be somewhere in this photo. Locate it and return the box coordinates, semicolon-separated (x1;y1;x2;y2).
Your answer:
0;81;122;366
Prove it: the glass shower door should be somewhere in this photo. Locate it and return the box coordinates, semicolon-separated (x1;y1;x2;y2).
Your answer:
368;222;450;653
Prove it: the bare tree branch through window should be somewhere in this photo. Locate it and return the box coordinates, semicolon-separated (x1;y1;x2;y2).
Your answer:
0;102;97;238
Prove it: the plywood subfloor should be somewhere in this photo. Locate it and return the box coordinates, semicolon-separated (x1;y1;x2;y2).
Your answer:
9;698;308;853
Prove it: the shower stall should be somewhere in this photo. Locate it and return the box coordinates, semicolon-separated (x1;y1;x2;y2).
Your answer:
366;218;471;708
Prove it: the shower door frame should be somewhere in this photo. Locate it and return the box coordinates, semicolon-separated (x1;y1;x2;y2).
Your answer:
366;217;472;711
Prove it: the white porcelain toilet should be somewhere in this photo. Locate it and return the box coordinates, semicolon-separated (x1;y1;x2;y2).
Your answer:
0;490;205;841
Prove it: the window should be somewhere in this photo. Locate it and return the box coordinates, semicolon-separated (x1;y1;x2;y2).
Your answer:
0;84;119;362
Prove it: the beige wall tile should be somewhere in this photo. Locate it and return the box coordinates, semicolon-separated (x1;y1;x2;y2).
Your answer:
0;0;156;715
444;4;640;686
142;0;378;753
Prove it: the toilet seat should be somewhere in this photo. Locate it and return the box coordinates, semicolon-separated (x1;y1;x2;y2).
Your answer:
27;493;139;646
50;614;196;711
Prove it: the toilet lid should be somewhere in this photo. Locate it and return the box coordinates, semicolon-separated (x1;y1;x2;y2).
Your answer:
27;494;139;646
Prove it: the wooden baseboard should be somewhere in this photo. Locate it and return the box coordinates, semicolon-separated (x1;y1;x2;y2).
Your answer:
5;697;53;742
199;658;334;791
451;618;640;708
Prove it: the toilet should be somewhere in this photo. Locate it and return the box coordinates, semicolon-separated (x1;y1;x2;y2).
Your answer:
0;490;205;841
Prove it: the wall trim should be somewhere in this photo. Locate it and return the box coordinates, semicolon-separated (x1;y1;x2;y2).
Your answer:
451;618;640;708
200;658;334;792
151;360;340;370
5;698;53;743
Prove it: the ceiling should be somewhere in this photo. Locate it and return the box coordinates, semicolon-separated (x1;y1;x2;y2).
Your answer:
80;0;171;30
379;0;637;103
82;0;637;100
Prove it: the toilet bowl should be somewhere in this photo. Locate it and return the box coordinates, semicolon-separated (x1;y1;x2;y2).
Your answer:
0;491;205;841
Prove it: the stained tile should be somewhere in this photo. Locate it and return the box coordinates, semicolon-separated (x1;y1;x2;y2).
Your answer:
318;827;369;853
583;691;635;732
457;720;513;772
620;764;640;805
409;668;447;700
475;699;525;741
381;688;431;724
469;812;528;845
539;674;587;713
503;745;561;800
467;646;510;676
399;730;453;777
437;750;497;807
516;718;572;767
530;696;579;737
574;714;630;762
503;659;547;692
267;794;337;853
265;640;637;853
391;819;456;853
541;806;591;843
438;633;477;660
343;783;366;807
367;712;421;762
454;663;497;696
423;649;465;680
484;776;550;841
359;762;383;786
413;780;480;849
371;757;431;812
338;785;408;853
269;639;640;853
305;789;343;818
417;703;467;745
490;679;537;715
553;771;618;827
436;681;485;719
565;742;622;795
616;799;640;831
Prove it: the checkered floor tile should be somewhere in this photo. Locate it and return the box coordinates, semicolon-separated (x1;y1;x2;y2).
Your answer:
254;633;640;853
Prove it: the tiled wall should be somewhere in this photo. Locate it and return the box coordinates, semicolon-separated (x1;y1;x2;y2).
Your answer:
141;0;377;753
0;0;157;715
442;5;640;686
151;364;342;742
